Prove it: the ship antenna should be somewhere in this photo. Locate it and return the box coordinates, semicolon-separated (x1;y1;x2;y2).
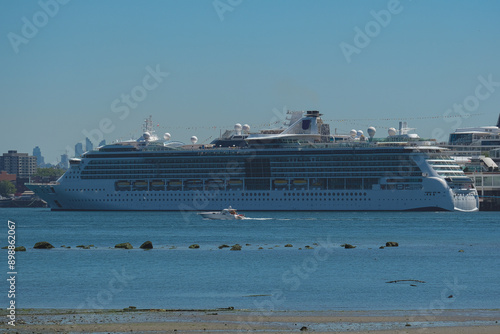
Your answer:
143;115;153;133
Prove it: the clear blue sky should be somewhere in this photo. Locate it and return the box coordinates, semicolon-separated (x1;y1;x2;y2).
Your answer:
1;0;499;164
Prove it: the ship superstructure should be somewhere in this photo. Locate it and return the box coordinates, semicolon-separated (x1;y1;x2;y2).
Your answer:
28;111;479;211
444;113;500;156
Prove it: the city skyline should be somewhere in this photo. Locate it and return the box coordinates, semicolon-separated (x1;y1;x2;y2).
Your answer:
2;0;500;163
1;136;108;170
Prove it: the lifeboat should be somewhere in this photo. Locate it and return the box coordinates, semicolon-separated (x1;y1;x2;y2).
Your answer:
134;181;148;190
274;179;288;185
151;180;165;186
168;180;182;186
293;179;307;185
206;179;224;188
151;180;165;190
185;180;203;188
228;179;243;185
116;181;130;187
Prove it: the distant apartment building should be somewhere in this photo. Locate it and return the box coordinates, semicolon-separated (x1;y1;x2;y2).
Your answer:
85;137;94;152
0;150;37;178
75;142;84;157
59;154;69;169
33;146;45;166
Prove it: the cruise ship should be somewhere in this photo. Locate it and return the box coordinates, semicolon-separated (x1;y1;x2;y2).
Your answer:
28;111;479;211
444;113;500;158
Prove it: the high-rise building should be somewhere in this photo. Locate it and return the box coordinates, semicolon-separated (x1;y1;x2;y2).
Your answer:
59;154;69;169
33;146;45;166
0;150;37;178
99;139;106;147
75;143;84;157
85;137;94;152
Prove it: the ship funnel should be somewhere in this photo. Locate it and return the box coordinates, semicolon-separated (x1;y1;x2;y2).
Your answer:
497;113;500;128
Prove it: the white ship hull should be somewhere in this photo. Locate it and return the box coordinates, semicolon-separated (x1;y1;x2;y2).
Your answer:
28;178;478;212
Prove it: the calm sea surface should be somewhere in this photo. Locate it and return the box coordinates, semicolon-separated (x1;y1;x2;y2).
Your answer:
1;208;499;311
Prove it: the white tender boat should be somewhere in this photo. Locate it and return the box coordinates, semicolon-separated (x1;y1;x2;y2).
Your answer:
198;206;245;220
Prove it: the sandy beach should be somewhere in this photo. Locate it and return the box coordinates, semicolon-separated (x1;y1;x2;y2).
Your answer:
1;308;499;333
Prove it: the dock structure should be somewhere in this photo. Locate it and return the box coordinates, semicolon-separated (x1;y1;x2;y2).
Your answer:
467;172;500;211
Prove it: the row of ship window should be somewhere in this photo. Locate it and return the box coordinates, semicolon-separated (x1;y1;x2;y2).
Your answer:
66;182;424;192
64;188;105;192
83;162;418;170
103;191;369;197
69;197;372;202
81;170;421;178
271;162;417;168
81;170;422;175
81;175;422;181
67;196;443;203
87;155;417;165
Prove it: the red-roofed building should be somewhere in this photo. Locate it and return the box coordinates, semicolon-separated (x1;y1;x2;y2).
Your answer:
0;171;16;182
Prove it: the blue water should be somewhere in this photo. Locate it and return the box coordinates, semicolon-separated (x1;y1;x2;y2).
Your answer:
1;209;499;311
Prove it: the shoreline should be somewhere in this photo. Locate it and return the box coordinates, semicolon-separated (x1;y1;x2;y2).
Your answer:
2;308;499;333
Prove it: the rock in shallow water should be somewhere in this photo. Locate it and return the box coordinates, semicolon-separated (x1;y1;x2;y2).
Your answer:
34;241;54;249
230;244;242;251
140;241;153;249
115;242;133;249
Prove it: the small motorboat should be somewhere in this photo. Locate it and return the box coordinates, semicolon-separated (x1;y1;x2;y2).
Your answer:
198;206;245;220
